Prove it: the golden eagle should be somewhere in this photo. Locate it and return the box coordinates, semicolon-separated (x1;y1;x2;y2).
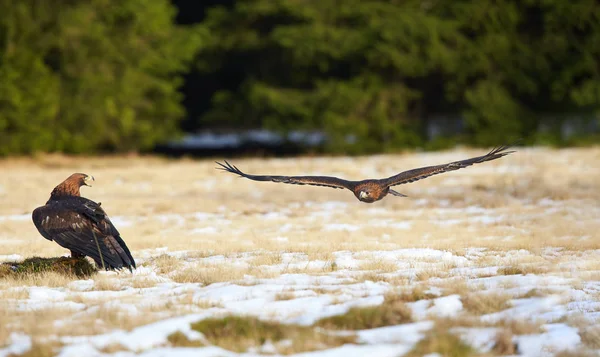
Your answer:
216;145;515;203
32;173;136;271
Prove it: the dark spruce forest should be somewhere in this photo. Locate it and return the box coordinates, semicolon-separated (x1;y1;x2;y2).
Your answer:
0;0;598;156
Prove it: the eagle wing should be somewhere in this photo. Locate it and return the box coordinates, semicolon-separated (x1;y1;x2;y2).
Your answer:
32;199;136;271
380;145;516;187
216;160;356;191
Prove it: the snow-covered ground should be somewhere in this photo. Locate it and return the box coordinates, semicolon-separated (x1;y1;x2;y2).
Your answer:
1;246;599;356
0;147;599;356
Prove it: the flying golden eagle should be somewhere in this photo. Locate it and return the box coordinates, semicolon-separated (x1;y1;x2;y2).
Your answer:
32;173;136;272
216;145;515;203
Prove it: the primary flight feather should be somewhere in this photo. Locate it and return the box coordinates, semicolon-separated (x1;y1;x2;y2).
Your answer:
216;145;516;203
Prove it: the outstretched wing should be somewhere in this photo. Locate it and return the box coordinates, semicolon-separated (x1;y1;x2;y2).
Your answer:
380;144;516;187
32;200;136;272
216;160;355;191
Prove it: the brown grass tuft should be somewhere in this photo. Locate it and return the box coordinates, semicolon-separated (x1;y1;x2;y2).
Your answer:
554;350;597;357
274;290;296;301
171;265;247;285
251;253;283;267
98;343;131;354
495;319;543;335
404;323;475;357
497;263;548;276
145;254;183;274
491;329;517;355
7;341;61;357
167;331;204;347
315;293;412;330
579;324;600;349
462;292;511;315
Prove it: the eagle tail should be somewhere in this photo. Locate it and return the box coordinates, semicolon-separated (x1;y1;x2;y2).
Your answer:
389;189;408;197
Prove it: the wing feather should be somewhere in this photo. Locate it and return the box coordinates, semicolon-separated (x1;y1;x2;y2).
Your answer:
216;160;355;191
32;202;135;271
381;144;516;187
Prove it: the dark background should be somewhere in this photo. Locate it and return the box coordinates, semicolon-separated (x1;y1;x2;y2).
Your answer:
0;0;598;157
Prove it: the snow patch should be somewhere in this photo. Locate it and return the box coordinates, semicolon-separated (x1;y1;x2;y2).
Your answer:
0;333;32;357
323;224;360;232
515;323;581;357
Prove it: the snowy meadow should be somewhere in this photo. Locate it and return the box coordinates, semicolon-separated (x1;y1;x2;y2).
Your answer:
0;146;599;356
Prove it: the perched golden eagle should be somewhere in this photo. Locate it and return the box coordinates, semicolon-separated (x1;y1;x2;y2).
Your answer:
217;145;515;203
32;173;136;272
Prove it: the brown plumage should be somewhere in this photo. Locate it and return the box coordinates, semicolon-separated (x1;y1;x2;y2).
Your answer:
32;173;136;272
216;145;516;203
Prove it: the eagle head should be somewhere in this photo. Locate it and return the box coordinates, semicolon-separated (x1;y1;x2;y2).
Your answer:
50;173;95;198
69;173;95;187
358;190;378;203
82;174;95;187
66;173;94;188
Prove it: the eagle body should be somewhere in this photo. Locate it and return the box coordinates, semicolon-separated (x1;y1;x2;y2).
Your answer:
32;173;135;271
217;145;516;203
353;180;391;203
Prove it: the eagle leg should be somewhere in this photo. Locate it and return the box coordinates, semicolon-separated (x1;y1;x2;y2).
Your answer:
389;189;408;197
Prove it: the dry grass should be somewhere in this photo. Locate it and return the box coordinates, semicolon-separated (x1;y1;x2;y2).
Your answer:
497;263;549;276
581;326;600;350
490;329;517;355
0;287;29;300
170;260;281;285
6;341;61;357
430;278;470;297
92;274;124;291
568;316;600;350
171;265;246;285
0;147;599;352
462;292;512;315
0;271;79;288
144;254;183;274
404;322;476;357
98;343;131;354
358;260;399;273
554;349;598;357
251;252;283;266
1;147;598;256
275;290;297;301
494;319;543;335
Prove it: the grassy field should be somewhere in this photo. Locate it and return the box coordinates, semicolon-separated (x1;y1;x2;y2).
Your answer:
0;146;599;356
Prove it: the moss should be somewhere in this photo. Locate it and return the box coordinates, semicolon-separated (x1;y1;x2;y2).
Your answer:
167;331;204;347
0;256;97;279
404;326;475;357
315;294;412;330
191;315;355;354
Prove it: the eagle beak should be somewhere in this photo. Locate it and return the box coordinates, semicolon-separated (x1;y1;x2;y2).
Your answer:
84;175;95;187
359;191;367;199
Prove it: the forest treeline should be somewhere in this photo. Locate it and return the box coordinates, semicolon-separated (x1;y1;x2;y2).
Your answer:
0;0;599;155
